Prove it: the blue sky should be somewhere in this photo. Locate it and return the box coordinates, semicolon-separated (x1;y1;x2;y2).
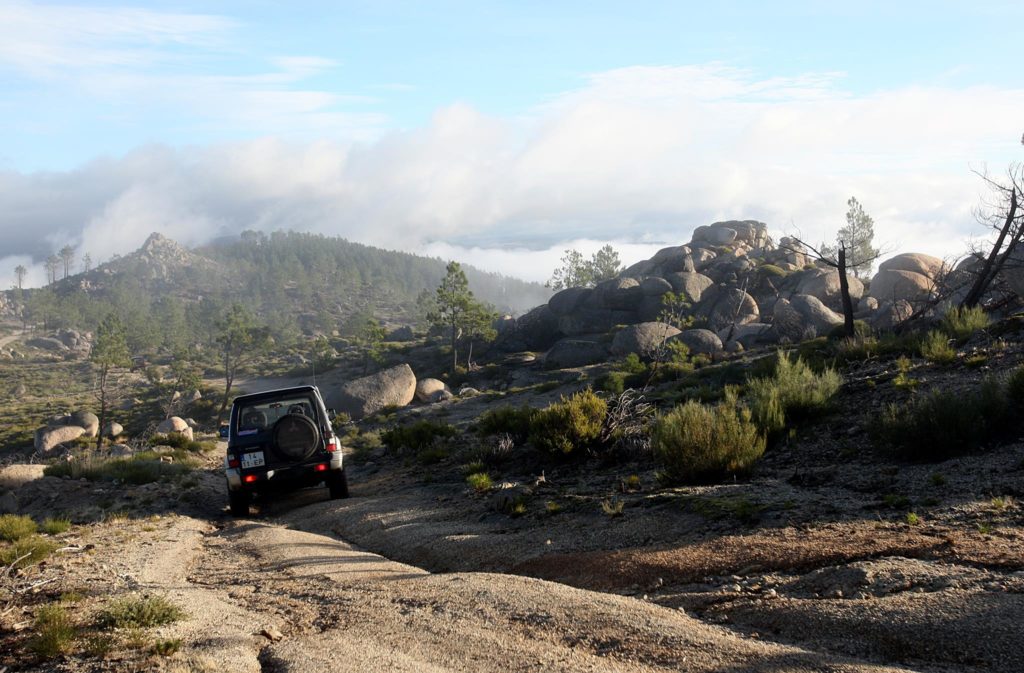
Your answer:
1;0;1022;285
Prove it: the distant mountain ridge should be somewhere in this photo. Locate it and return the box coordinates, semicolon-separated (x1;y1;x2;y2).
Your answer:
4;231;551;343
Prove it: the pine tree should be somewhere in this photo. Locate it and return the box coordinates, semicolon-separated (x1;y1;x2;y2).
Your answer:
838;197;879;278
13;265;26;289
546;245;624;290
91;313;130;450
44;256;59;285
59;245;75;279
427;261;495;371
546;249;592;290
215;304;270;420
589;244;624;284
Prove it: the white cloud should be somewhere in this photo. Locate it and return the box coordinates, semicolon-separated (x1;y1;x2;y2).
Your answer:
421;240;670;285
0;1;233;75
2;64;1021;288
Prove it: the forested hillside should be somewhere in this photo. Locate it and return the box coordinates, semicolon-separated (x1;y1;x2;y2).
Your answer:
5;231;550;353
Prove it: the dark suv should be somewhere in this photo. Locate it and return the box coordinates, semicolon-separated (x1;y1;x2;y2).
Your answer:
223;385;348;516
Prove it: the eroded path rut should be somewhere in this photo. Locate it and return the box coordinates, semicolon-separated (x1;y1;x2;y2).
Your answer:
109;507;920;673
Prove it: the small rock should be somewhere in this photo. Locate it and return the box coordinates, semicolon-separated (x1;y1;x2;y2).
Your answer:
261;627;284;642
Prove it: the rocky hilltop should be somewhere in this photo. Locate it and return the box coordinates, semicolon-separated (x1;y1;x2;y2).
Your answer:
500;220;955;362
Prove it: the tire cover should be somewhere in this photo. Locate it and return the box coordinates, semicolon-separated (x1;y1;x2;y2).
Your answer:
272;413;320;461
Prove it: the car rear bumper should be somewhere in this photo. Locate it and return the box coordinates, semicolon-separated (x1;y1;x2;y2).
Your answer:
225;454;343;493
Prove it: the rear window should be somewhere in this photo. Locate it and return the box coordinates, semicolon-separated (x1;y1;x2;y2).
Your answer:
235;395;318;436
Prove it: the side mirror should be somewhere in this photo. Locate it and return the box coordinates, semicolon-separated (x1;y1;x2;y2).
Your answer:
218;425;229;439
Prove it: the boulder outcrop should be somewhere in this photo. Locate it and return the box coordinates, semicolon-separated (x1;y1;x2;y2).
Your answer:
867;253;944;304
415;378;449;403
498;218;951;355
611;322;681;360
695;286;760;332
544;339;610;369
668;329;723;356
156;416;194;442
34;425;86;455
70;411;99;438
332;364;417;420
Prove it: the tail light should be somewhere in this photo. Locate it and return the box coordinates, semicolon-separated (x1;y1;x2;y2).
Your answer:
243;474;259;483
326;438;338;453
228;458;240;468
314;463;328;472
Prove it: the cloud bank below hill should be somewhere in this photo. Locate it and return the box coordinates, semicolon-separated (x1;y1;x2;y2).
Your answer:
2;64;1022;287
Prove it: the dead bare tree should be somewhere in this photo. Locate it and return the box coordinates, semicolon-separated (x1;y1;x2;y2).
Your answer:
777;237;884;338
960;164;1024;309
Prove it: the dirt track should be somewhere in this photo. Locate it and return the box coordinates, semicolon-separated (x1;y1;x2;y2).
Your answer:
4;451;1022;672
61;511;919;673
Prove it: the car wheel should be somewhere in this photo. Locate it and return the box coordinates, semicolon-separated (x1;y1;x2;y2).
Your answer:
228;489;251;517
327;469;349;499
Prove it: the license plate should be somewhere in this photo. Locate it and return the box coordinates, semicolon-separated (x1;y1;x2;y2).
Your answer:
241;451;265;469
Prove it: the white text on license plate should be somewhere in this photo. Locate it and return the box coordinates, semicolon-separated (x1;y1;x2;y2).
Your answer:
241;451;265;469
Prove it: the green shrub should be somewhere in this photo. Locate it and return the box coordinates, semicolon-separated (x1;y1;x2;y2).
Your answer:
0;535;58;568
466;472;493;493
528;389;607;456
965;354;988;368
97;594;184;629
41;517;71;535
759;264;787;278
875;332;924;358
416;446;450;465
746;352;842;434
1007;366;1024;404
152;638;182;657
828;320;872;340
380;420;457;454
476;405;538;443
942;306;989;342
919;330;956;364
748;383;786;435
620;353;647;374
652;389;766;484
29;604;76;657
0;513;37;541
600;370;628;395
873;378;1014;461
149;433;213;453
44;455;193;485
461;460;486;476
833;335;879;361
690;353;712;368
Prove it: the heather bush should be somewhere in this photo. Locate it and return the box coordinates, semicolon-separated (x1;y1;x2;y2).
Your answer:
476;405;537;443
746;351;842;434
941;306;989;342
381;420;457;454
652;389;765;484
873;378;1014;461
919;330;956;364
528;389;607;456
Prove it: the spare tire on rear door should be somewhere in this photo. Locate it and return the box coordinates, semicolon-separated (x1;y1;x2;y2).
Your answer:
271;413;320;461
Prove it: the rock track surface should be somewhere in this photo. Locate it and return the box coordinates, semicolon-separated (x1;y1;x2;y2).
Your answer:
196;520;920;673
38;508;918;673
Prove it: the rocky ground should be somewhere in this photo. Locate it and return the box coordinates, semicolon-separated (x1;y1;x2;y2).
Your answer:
2;376;1022;673
3;302;1024;671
